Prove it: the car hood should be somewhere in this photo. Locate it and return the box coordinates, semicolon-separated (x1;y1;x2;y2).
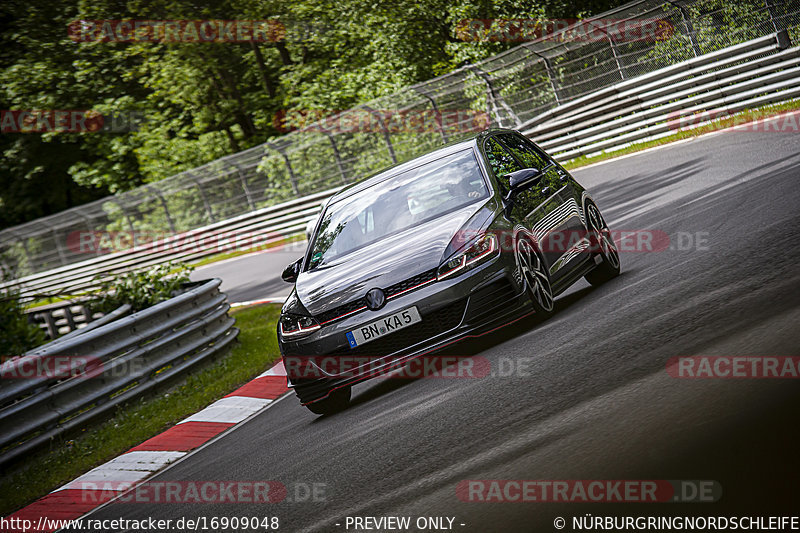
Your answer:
295;202;485;316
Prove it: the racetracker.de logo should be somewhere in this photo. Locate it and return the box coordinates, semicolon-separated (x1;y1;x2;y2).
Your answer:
451;229;705;254
667;356;800;378
456;479;721;503
1;110;142;133
68;20;286;43
284;355;490;380
667;109;800;133
1;355;101;380
455;18;674;42
66;230;290;255
77;481;287;503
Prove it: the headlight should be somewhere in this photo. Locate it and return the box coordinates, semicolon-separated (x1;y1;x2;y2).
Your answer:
437;233;499;280
279;314;321;339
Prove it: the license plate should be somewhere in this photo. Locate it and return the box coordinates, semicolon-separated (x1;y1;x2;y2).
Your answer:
346;307;422;348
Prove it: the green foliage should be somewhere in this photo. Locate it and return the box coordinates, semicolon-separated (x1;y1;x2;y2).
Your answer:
641;0;775;70
1;0;621;230
92;262;194;312
0;269;46;356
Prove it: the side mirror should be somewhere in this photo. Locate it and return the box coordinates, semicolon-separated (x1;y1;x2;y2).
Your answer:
281;258;303;283
504;168;542;194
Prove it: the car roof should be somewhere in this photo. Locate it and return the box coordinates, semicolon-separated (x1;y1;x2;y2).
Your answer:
327;128;516;205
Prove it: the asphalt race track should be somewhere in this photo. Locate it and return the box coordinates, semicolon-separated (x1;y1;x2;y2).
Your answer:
85;128;800;532
190;242;304;303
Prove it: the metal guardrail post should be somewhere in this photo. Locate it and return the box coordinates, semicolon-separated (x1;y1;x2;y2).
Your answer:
320;130;349;183
73;211;103;257
146;184;177;233
525;46;562;105
50;228;68;266
5;228;32;268
267;141;301;197
665;0;702;57
765;0;792;49
594;22;627;81
113;198;139;246
411;87;450;143
187;172;216;222
360;105;398;164
229;162;256;210
466;64;523;128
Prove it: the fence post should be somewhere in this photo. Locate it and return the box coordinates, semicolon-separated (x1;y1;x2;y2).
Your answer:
267;142;301;197
229;162;256;210
5;228;32;270
361;106;398;164
73;211;102;257
595;22;627;80
466;64;523;128
320;130;349;183
525;46;562;105
146;185;177;233
411;86;449;142
50;228;68;266
665;0;702;57
187;173;216;222
113;198;138;246
765;0;792;49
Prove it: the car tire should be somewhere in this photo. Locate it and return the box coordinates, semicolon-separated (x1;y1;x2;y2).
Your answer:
584;201;620;286
516;237;555;320
305;386;351;416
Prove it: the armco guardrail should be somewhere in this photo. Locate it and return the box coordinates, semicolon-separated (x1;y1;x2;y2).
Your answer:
0;278;237;469
2;36;799;300
3;187;340;300
524;34;800;158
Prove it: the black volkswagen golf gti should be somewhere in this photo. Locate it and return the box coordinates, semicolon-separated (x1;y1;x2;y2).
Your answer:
279;129;620;414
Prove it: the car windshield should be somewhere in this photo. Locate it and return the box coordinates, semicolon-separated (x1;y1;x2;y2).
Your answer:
307;149;488;269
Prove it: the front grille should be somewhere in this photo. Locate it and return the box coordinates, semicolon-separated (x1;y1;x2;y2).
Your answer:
317;298;366;324
385;268;437;297
315;268;438;325
329;299;466;358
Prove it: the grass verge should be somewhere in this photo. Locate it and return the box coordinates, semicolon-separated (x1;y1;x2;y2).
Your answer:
561;99;800;171
0;303;282;517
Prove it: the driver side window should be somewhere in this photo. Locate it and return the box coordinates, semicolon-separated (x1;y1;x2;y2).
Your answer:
484;137;521;190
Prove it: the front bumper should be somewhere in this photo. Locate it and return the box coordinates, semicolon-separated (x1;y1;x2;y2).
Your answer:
279;256;531;404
